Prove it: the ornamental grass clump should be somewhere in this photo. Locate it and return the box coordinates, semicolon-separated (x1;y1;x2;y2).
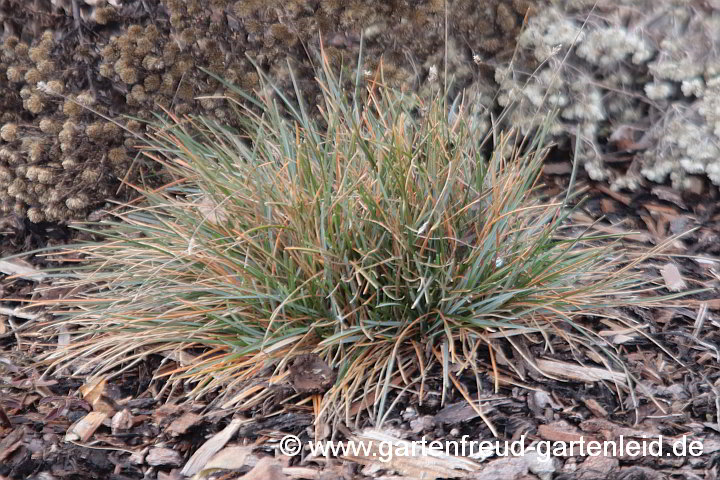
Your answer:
42;57;673;426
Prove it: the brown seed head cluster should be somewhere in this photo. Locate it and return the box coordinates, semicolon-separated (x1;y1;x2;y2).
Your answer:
0;0;530;222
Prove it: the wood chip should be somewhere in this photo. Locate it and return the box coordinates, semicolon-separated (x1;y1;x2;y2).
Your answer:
239;457;287;480
0;258;47;281
168;412;203;436
651;186;687;209
538;421;595;444
660;263;687;292
78;377;115;416
147;447;183;467
576;455;619;478
468;456;528;479
583;398;608;417
202;445;253;471
65;411;108;442
600;198;617;214
542;162;572;175
0;305;40;321
434;401;482;424
111;409;133;433
0;427;25;462
181;417;249;476
536;359;627;383
345;428;481;480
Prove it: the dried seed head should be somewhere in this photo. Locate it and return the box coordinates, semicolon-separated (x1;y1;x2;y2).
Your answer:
0;123;18;142
58;123;76;144
44;204;63;220
102;122;120;137
6;66;24;83
76;92;96;107
62;157;78;170
28;141;44;162
7;178;25;197
161;72;176;93
36;60;56;76
94;6;116;25
127;24;144;37
144;74;160;92
66;194;89;210
145;24;159;42
99;63;114;78
176;82;194;101
85;122;105;140
45;80;64;95
24;68;41;84
81;168;101;183
24;93;45;115
135;37;153;57
117;64;138;84
108;147;128;165
0;166;13;182
163;42;179;63
25;166;39;180
126;119;142;132
0;147;20;164
142;55;164;71
48;189;62;203
14;42;29;58
27;207;44;223
40;30;53;44
37;168;54;184
63;97;83;117
29;45;50;63
25;94;45;114
130;84;146;102
3;36;19;50
39;118;61;134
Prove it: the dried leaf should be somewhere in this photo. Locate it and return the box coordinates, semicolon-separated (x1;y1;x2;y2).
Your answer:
287;354;336;393
195;195;229;224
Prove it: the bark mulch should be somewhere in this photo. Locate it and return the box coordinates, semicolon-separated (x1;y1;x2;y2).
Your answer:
2;170;720;480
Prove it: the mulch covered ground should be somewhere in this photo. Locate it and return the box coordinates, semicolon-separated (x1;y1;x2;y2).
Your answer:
2;165;720;480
